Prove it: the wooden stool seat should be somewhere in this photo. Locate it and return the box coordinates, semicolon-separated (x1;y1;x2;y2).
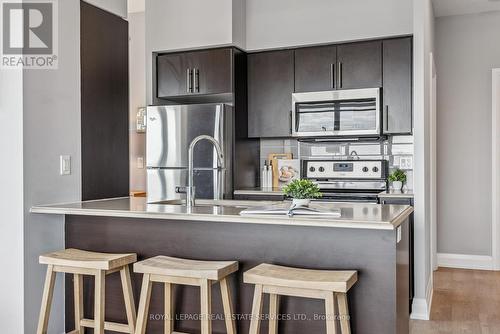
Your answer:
36;248;137;334
244;263;357;293
134;255;238;280
39;248;136;270
134;256;238;334
244;263;358;334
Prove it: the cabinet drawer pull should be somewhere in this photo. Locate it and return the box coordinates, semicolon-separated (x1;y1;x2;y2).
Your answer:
384;105;389;132
187;68;193;93
338;62;343;88
193;68;200;93
331;63;335;89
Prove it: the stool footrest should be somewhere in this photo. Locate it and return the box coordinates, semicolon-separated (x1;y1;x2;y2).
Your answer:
80;318;131;333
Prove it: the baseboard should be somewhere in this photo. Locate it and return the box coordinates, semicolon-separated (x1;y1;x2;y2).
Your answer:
437;253;494;270
410;273;433;320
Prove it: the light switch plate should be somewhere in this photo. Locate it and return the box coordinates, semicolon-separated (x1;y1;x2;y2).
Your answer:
60;155;71;175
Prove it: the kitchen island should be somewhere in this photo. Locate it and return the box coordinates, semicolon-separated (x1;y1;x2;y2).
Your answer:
32;197;413;334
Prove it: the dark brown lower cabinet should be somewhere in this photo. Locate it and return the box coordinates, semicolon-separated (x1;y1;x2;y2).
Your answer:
80;1;129;200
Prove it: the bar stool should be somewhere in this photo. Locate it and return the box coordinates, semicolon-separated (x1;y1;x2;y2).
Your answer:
133;255;239;334
36;248;137;334
244;263;357;334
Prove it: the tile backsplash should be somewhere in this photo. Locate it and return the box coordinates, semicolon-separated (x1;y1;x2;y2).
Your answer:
259;136;414;190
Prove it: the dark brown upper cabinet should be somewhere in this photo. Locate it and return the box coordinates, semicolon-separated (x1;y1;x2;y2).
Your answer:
247;50;294;138
295;46;337;92
156;48;232;99
383;38;413;135
337;41;382;89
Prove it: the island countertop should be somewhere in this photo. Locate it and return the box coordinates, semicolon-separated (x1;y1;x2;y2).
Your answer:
31;197;413;230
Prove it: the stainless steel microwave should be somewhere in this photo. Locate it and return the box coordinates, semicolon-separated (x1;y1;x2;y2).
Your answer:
292;88;381;138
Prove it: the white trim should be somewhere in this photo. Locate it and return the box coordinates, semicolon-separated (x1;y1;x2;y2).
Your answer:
492;69;500;270
437;253;494;270
430;52;438;272
410;274;433;320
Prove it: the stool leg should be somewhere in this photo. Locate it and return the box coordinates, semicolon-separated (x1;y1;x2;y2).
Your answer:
249;284;264;334
164;283;174;334
136;274;153;334
325;292;337;334
36;265;56;334
220;278;236;334
268;294;279;334
74;274;84;333
94;270;106;334
336;293;351;334
120;266;137;334
200;279;212;334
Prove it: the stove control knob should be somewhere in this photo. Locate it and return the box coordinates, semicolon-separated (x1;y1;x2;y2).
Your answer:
372;166;379;173
319;167;325;172
309;166;316;172
362;167;369;173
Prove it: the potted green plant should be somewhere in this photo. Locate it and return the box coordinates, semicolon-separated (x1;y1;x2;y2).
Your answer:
388;169;407;191
282;179;322;207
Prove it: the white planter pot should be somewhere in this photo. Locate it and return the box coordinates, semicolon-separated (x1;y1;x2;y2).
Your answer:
392;181;403;191
292;198;311;207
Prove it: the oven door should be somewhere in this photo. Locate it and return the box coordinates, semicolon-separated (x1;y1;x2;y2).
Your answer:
292;88;381;138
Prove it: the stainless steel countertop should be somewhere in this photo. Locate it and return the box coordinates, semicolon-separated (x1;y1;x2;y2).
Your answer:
234;188;284;196
31;197;413;230
378;190;414;199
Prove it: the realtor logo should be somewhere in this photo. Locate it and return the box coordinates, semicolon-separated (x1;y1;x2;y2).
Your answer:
1;0;58;69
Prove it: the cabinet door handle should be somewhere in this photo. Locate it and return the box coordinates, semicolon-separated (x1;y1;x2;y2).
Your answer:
384;105;389;132
187;68;193;93
330;63;335;89
193;68;200;93
338;62;343;88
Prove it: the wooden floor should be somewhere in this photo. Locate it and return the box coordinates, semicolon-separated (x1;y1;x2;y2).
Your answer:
410;267;500;333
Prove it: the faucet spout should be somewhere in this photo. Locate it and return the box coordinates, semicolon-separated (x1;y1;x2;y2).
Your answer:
186;135;225;208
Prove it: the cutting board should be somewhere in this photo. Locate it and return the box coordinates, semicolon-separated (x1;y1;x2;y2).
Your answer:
268;153;293;188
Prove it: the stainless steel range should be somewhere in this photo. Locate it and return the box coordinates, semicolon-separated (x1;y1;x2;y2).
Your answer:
302;159;388;203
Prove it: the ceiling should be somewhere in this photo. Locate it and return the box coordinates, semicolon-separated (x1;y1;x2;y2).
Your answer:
433;0;500;17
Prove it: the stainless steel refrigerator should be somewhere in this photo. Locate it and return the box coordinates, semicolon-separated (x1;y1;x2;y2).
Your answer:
146;104;233;203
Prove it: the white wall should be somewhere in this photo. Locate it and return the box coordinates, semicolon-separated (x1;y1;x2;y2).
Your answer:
411;0;435;320
129;11;147;191
245;0;413;50
0;69;24;333
436;11;500;256
85;0;128;18
22;0;82;332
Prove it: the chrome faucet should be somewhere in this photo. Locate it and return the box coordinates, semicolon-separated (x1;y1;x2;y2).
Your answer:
186;135;225;208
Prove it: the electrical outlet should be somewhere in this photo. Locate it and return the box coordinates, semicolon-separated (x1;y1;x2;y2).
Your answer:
400;157;413;170
137;157;144;169
60;155;71;175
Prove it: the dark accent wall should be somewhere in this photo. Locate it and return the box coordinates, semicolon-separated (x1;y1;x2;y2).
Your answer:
80;1;129;200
